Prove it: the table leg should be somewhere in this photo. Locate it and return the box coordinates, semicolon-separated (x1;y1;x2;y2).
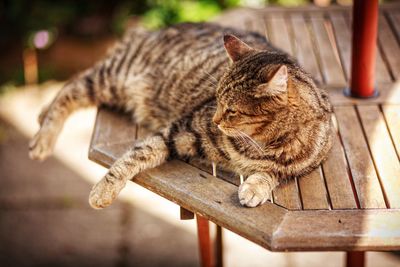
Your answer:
346;251;365;267
196;214;214;267
215;225;223;267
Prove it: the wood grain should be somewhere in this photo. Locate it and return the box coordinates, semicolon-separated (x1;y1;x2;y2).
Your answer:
272;209;400;251
309;14;346;86
322;126;358;209
382;105;400;159
334;106;386;209
378;13;400;80
357;105;400;208
272;179;302;210
298;167;330;210
290;13;323;83
265;13;294;55
387;10;400;43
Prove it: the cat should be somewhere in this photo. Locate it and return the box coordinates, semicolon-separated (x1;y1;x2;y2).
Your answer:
29;23;333;209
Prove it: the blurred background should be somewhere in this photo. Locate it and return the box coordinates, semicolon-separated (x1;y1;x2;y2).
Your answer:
1;1;400;267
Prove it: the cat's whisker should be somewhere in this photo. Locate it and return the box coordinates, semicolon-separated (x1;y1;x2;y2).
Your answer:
203;70;219;83
203;105;216;110
237;130;265;153
203;78;217;87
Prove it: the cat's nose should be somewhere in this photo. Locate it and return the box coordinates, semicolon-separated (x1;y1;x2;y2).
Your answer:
213;115;221;125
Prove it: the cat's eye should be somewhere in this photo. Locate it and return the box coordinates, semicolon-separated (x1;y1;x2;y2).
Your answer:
226;108;237;115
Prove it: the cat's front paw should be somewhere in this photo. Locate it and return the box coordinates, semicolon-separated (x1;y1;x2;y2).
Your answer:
89;175;126;209
29;130;57;161
238;175;272;208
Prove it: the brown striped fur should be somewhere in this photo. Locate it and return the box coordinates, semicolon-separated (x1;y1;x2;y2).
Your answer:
29;23;333;208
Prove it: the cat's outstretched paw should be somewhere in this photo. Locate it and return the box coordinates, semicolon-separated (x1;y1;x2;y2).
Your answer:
29;130;56;161
238;175;272;207
89;175;126;209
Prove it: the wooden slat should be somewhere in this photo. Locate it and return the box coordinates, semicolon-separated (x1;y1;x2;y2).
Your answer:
382;105;400;159
357;105;400;208
246;15;268;37
266;14;294;55
89;109;137;148
334;106;386;209
387;10;400;43
298;167;330;210
290;13;323;83
273;179;302;210
213;8;256;30
322;126;358;209
309;14;346;86
330;12;391;83
378;13;400;80
273;209;400;251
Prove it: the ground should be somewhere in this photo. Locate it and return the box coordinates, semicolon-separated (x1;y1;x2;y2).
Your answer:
0;83;399;267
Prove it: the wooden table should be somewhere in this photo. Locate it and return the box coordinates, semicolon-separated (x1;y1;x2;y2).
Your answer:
89;3;400;267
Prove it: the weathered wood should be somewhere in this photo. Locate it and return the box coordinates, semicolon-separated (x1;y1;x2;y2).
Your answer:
382;105;400;159
322;126;358;209
290;13;323;84
378;13;400;80
357;105;400;208
298;167;330;210
272;179;302;210
89;108;136;148
272;209;400;251
387;10;400;43
309;14;346;86
265;14;293;55
334;106;386;209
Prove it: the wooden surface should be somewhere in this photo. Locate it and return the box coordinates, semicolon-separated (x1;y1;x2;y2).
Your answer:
89;4;400;251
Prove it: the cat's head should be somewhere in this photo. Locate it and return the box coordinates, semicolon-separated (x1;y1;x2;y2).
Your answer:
213;34;314;141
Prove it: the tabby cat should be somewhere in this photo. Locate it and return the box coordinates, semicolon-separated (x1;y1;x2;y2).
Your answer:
29;23;333;209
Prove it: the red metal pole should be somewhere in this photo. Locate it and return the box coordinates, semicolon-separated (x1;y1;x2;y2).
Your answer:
347;0;379;98
196;215;214;267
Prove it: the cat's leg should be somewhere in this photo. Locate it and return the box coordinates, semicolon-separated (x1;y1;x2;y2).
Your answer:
89;119;203;209
29;78;96;161
238;172;279;207
89;134;169;209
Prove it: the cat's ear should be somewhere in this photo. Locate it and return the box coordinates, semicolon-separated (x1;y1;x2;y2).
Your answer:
223;34;254;62
255;65;288;97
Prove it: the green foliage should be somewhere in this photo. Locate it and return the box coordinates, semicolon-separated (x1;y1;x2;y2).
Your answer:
141;0;223;29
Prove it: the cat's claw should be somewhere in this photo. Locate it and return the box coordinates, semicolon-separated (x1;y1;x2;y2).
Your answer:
89;176;126;209
238;177;272;207
29;131;56;161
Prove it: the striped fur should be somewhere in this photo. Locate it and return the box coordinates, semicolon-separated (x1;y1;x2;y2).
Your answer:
29;23;333;208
